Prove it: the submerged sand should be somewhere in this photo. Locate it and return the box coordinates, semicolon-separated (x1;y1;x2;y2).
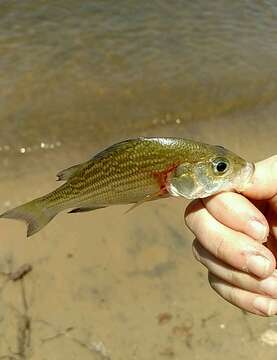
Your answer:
2;186;277;360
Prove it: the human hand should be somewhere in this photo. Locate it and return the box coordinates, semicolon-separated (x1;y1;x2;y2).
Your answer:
185;156;277;316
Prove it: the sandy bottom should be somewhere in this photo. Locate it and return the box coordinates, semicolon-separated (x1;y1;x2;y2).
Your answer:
1;187;277;360
0;109;277;359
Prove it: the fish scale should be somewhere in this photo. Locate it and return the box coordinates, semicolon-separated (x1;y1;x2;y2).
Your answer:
46;139;208;205
42;139;187;206
0;137;254;237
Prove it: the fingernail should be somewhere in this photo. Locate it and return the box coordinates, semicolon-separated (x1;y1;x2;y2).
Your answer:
254;297;277;316
248;220;267;242
247;255;271;278
260;277;277;297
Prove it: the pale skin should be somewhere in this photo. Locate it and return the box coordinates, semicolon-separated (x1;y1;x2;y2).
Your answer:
185;155;277;316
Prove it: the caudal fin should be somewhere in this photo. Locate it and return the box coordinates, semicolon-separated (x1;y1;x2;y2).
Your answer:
0;199;58;237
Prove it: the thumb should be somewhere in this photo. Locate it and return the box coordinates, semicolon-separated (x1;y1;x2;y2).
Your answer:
242;156;277;200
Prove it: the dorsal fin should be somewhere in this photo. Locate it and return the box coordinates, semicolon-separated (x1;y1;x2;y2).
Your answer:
56;164;81;181
91;139;141;161
56;140;138;182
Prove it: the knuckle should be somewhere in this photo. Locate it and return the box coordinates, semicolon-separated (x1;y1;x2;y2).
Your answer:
228;285;239;306
228;270;240;286
208;272;236;305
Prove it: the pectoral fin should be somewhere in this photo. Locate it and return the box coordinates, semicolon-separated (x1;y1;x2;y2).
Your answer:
68;206;105;214
125;192;169;214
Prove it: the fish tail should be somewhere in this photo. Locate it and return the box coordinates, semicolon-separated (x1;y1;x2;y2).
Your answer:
0;198;58;237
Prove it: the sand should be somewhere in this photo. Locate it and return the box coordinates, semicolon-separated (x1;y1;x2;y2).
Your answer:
0;108;277;359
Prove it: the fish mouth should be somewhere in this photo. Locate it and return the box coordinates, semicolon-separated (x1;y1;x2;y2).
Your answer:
234;161;255;192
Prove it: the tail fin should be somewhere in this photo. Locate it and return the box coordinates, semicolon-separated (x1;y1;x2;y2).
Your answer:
0;199;58;237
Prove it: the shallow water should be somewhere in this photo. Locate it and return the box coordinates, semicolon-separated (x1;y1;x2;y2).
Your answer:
1;1;277;171
1;1;277;359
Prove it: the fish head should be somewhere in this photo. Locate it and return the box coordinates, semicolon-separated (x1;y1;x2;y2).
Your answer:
167;145;254;199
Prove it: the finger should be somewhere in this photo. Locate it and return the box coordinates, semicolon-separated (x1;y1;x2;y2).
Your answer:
185;200;276;278
209;273;277;316
202;192;268;243
193;239;277;298
243;155;277;200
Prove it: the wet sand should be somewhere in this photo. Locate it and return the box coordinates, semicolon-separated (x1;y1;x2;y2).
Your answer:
0;114;277;359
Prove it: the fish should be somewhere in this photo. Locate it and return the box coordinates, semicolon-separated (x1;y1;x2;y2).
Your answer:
0;137;254;237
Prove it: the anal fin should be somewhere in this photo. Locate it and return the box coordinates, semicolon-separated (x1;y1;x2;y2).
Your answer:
68;206;105;214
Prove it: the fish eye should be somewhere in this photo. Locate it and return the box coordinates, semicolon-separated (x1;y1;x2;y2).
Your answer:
212;158;229;175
